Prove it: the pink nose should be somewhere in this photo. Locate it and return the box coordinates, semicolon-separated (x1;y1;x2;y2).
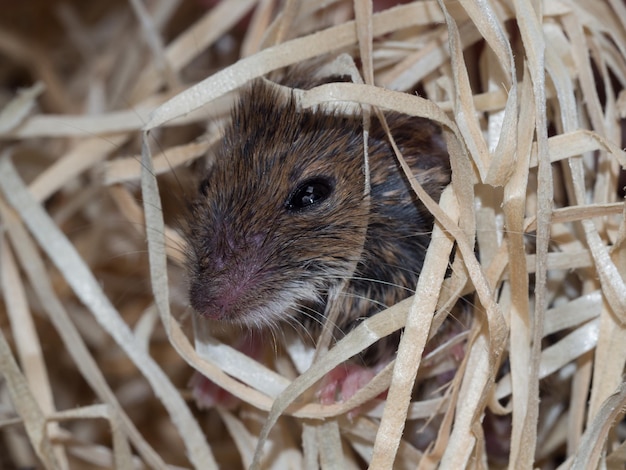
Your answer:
211;295;235;319
190;291;236;320
189;275;252;321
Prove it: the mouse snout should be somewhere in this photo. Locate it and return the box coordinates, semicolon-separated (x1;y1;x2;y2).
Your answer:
189;278;245;320
188;266;258;321
188;228;269;321
202;221;267;268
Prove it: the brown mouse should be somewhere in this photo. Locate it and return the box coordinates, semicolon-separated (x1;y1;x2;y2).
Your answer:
183;74;450;368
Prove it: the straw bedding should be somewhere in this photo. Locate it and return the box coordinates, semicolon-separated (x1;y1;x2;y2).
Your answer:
0;0;625;468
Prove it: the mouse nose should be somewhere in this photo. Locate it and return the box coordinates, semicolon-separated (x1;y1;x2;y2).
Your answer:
189;282;237;320
189;263;261;322
211;295;236;319
189;296;231;321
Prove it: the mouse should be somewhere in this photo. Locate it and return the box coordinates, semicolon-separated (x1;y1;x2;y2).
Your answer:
183;71;451;405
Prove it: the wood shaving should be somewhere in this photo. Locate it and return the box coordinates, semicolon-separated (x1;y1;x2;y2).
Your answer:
0;1;624;468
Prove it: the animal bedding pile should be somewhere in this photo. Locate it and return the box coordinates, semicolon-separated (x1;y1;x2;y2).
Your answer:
0;1;624;468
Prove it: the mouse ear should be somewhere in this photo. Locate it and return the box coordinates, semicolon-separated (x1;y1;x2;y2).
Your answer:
314;53;364;85
368;112;451;197
279;53;364;90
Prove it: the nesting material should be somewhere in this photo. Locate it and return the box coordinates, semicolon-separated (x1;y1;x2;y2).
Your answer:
0;1;625;468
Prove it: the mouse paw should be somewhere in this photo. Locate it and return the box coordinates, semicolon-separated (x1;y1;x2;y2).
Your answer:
189;371;240;410
317;364;385;410
189;334;262;410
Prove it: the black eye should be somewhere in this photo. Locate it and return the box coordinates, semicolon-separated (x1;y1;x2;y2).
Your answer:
285;177;334;212
198;178;210;196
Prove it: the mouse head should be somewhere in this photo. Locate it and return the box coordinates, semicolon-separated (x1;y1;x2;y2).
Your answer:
184;80;370;330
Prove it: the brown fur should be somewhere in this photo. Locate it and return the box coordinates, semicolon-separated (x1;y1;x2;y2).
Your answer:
184;76;450;364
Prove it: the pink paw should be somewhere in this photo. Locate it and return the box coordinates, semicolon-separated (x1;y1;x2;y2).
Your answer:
189;334;261;410
317;364;385;406
189;372;240;410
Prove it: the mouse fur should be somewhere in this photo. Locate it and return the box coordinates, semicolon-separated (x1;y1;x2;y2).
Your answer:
184;77;450;364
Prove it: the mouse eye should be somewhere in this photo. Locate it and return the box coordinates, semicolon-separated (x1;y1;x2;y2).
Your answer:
285;177;334;212
198;178;210;196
